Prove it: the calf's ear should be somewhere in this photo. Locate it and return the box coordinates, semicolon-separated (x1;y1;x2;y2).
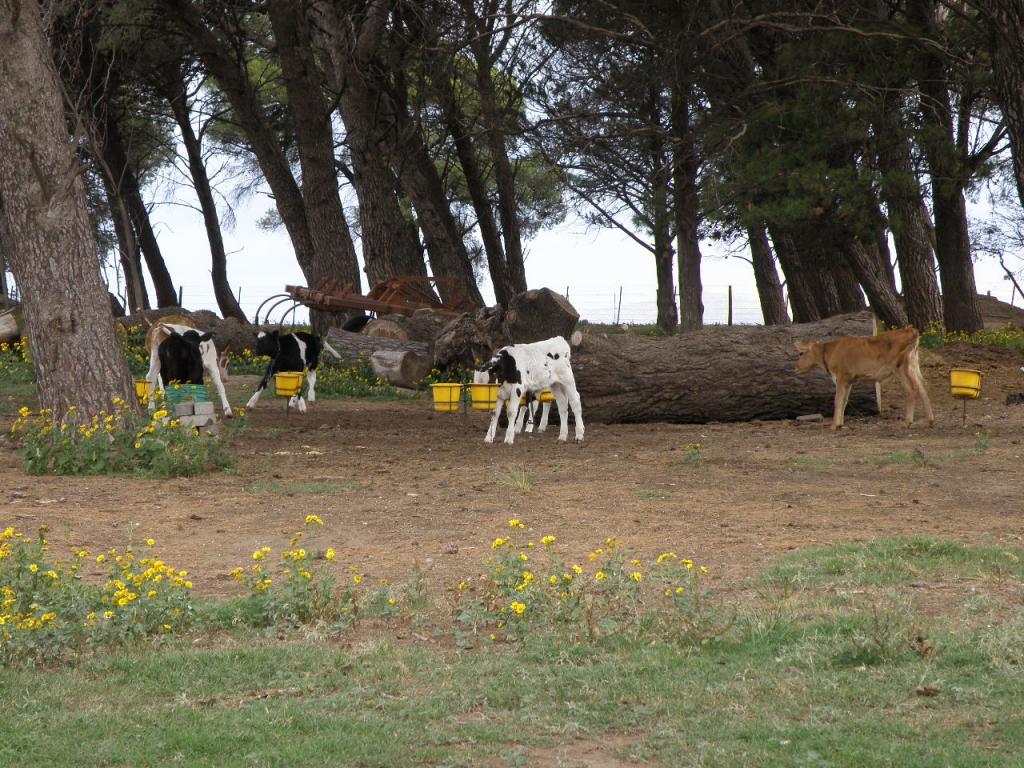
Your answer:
794;340;811;352
199;332;214;343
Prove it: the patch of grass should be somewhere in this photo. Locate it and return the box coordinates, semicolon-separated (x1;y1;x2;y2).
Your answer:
2;611;1023;766
247;480;358;495
791;455;840;471
863;449;927;466
763;538;1024;590
2;534;1024;764
495;466;534;492
638;489;671;501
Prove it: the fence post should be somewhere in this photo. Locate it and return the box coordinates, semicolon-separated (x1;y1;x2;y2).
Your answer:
615;286;623;324
177;285;183;306
727;285;733;326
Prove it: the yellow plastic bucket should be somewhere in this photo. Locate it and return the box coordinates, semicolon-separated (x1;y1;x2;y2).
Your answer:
538;389;556;403
134;378;151;403
431;383;463;413
275;371;305;397
469;383;499;411
949;368;982;399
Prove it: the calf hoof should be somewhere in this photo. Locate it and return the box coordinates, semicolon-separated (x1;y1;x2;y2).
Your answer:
484;435;494;444
223;408;234;419
245;396;259;409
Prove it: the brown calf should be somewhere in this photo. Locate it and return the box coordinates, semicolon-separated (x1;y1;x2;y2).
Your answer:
794;327;934;431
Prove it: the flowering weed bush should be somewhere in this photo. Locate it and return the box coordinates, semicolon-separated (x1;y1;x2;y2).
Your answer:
10;397;237;477
316;357;407;399
229;514;348;627
919;322;1024;350
452;519;731;648
0;527;194;665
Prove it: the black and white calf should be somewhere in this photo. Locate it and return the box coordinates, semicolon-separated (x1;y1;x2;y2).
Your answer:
473;369;551;435
476;336;584;445
245;330;340;413
145;317;232;416
158;330;211;387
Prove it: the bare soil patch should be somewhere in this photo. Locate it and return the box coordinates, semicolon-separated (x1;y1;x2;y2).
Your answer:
2;343;1023;599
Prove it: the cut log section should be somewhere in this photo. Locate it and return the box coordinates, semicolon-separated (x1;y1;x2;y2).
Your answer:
363;309;452;342
325;327;431;364
504;287;579;343
572;313;881;423
370;350;433;389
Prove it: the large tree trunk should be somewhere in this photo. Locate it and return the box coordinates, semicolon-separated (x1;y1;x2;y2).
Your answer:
769;225;821;322
979;0;1024;211
875;127;943;329
100;110;178;307
648;89;678;334
101;171;149;313
0;0;134;418
572;313;879;424
842;240;909;328
908;0;983;333
671;86;703;332
266;0;362;321
388;75;483;307
162;64;246;322
167;0;321;291
439;76;515;304
747;223;789;325
307;0;425;284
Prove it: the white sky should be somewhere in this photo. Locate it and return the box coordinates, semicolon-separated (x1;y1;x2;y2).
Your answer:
116;183;1021;327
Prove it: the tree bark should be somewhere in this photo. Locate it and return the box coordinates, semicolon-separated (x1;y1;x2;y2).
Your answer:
875;125;943;330
842;240;909;328
572;313;880;423
747;223;789;325
648;89;678;334
908;0;983;333
370;349;432;388
978;0;1024;211
162;64;246;322
0;0;134;417
166;0;322;294
266;0;362;317
671;86;703;332
101;170;148;313
439;77;515;304
306;0;425;284
325;326;431;364
769;225;821;322
99;109;178;307
387;70;483;307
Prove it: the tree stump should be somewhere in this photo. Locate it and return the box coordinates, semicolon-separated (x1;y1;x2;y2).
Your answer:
370;350;433;388
504;287;578;343
572;312;881;423
363;309;452;341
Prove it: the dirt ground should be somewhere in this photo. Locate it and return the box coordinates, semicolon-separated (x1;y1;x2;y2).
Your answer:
2;341;1023;600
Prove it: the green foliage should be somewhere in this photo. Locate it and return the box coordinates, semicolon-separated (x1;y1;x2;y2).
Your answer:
225;516;346;628
315;359;408;400
919;323;1024;350
10;400;237;477
452;521;728;648
0;527;195;666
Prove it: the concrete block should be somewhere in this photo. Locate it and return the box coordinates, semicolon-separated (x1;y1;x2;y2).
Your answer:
795;413;824;424
192;401;215;416
174;402;195;417
180;414;214;429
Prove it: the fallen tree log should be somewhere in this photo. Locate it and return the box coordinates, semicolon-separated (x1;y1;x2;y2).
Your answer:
363;309;452;342
572;313;881;423
325;327;431;364
370;350;432;388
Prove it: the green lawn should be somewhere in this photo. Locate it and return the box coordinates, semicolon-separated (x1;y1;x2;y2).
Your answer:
2;539;1022;767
